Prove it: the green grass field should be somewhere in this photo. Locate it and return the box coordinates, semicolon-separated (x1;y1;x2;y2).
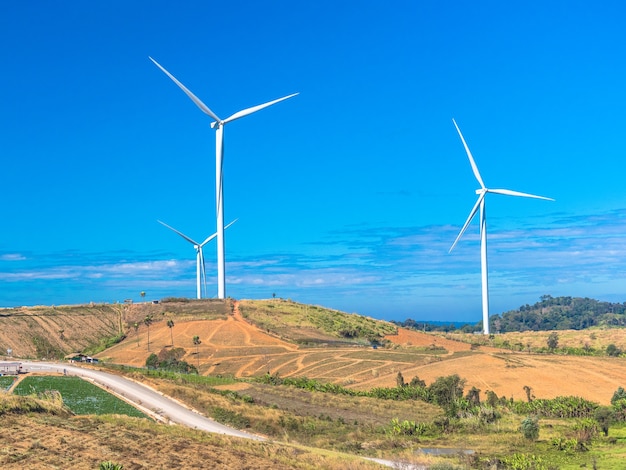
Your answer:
13;376;147;418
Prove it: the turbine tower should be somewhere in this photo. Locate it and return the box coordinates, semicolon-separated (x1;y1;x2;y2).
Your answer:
158;219;237;299
449;119;553;335
150;57;297;299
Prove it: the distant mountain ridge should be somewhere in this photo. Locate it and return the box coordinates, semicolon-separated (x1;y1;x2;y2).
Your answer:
396;295;626;333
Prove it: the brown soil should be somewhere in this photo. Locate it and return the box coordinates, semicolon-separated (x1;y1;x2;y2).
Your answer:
95;302;626;405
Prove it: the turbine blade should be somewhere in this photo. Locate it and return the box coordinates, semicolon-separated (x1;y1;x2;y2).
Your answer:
452;119;485;189
157;220;200;246
449;193;485;253
149;57;222;123
223;93;298;124
224;218;238;230
489;188;554;201
198;219;237;247
199;232;218;247
199;247;207;298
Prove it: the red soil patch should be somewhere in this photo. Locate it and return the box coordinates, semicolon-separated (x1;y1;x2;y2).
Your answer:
385;328;473;353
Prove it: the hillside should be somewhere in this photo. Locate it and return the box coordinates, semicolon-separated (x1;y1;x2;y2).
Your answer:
4;298;626;405
93;299;626;405
0;304;123;358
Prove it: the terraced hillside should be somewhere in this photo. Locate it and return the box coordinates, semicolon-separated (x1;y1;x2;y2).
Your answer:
96;299;626;405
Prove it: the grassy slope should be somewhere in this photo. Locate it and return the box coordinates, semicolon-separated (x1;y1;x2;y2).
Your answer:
0;299;232;358
0;393;387;469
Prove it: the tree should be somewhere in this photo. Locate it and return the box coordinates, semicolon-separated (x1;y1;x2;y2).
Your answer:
520;416;539;440
428;374;466;410
606;344;622;357
133;322;139;346
144;315;153;351
193;335;202;369
396;371;405;388
523;385;534;403
167;319;175;346
547;332;559;351
466;386;481;406
146;353;159;369
594;406;614;436
611;386;626;405
409;375;426;388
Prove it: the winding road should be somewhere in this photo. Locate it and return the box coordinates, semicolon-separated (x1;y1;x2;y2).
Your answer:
22;361;264;441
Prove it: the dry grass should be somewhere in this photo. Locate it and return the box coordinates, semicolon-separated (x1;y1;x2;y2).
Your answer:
0;411;396;469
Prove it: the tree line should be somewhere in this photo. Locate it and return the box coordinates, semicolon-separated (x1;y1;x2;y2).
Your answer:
394;295;626;333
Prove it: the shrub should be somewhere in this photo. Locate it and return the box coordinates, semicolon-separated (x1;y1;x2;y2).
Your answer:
572;418;597;450
501;453;550;470
606;344;622;357
478;406;500;424
388;418;429;436
593;407;614;436
611;386;626;405
100;462;124;470
145;348;197;374
547;332;559;350
520;416;539;440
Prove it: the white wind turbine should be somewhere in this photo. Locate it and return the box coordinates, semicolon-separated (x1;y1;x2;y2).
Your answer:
449;119;553;335
158;219;237;299
150;57;297;299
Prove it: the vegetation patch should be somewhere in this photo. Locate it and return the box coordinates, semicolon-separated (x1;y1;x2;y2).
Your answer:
0;376;16;390
0;392;70;417
83;332;126;356
13;376;146;417
238;299;397;344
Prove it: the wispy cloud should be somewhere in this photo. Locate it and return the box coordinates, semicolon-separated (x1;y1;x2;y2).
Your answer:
1;209;625;320
0;253;26;261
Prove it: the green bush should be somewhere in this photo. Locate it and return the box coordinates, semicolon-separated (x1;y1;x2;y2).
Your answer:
99;462;124;470
388;418;429;436
520;416;539;440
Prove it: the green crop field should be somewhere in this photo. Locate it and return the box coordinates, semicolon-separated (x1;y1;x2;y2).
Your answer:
0;376;16;390
13;376;147;417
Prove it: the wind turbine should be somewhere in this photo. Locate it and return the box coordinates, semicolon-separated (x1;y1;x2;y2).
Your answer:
150;57;298;299
449;119;553;335
158;219;237;299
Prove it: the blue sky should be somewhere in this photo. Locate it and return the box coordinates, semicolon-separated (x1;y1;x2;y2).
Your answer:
2;1;626;322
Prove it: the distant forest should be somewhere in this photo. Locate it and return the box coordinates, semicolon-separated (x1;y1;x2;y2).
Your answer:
395;295;626;333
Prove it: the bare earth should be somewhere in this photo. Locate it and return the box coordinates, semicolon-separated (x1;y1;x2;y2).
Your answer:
97;303;626;405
